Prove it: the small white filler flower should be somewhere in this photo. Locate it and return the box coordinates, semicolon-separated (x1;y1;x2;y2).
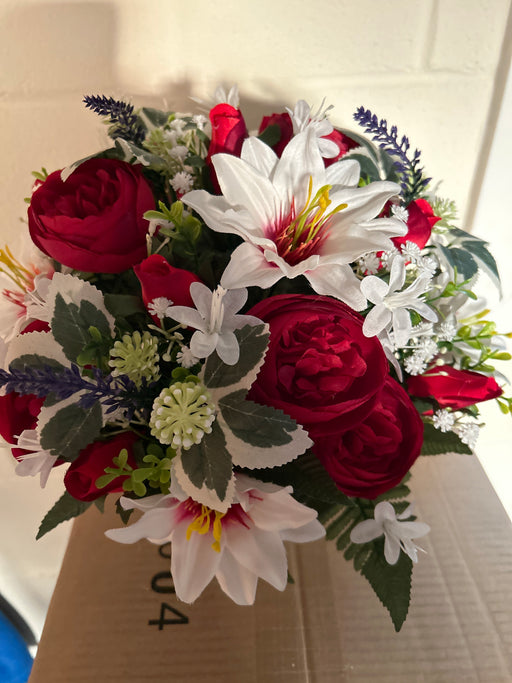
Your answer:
350;501;430;565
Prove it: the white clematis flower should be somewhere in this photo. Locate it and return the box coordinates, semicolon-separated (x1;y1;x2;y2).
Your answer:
286;99;339;158
166;283;261;365
14;429;59;488
361;255;438;347
106;473;325;605
182;129;405;311
350;501;430;565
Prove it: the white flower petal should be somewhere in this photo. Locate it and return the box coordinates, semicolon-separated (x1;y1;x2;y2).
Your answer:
225;524;288;591
240;136;278;177
170;523;222;603
326;158;360;187
360;275;389;304
220;243;283;290
279;518;326;543
190;329;219;359
213;153;278;226
216;331;239;365
349;519;384;544
105;508;176;545
166;305;205;331
384;534;401;565
305;264;367;310
215;548;259;605
248;488;319;531
362;305;392;338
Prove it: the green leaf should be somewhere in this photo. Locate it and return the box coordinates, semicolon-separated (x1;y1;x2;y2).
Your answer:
219;389;295;447
114;138;167;170
9;354;66;373
420;421;472;455
40;402;103;460
439;245;478;281
253;451;354;508
257;124;282;147
36;491;91;539
181;421;232;501
52;293;111;362
462;239;502;293
361;538;413;632
138;106;171;129
203;324;269;389
94;496;106;513
104;293;145;318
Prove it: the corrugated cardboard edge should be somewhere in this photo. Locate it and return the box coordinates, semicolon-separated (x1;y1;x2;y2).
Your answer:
29;454;512;682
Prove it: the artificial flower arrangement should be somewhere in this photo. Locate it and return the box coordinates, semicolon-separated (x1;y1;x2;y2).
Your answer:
0;86;510;631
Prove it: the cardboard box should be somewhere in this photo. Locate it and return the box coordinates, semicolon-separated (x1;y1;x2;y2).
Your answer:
29;454;512;682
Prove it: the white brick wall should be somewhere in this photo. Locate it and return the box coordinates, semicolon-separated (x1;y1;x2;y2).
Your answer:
0;0;510;638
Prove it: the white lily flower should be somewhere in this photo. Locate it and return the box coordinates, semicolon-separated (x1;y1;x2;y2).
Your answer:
182;130;405;311
106;473;325;605
361;256;438;347
350;501;430;565
166;283;261;365
14;429;59;488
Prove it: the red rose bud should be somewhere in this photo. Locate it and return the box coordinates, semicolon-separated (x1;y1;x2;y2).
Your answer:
28;158;155;273
392;199;441;251
0;392;45;461
258;112;294;156
322;128;359;167
134;254;201;323
64;432;139;502
207;103;248;193
313;377;423;499
408;365;503;410
248;294;388;435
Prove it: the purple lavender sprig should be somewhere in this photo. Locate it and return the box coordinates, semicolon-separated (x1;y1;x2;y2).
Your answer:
353;106;430;203
0;364;151;420
83;95;145;146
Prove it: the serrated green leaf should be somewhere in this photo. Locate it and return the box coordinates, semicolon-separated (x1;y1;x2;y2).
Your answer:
252;451;354;508
449;227;487;243
361;538;413;631
462;239;502;293
420;421;472;455
439;245;478;281
36;491;91;539
325;506;359;541
219;389;294;447
94;496;106;513
40;402;103;460
203;324;269;389
181;421;232;501
52;293;111;362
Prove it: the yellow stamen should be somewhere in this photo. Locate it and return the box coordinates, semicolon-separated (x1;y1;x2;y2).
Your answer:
286;177;347;250
186;505;226;553
0;246;35;292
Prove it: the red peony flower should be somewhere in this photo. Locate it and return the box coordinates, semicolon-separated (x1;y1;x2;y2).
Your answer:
313;377;423;499
207;103;248;193
248;294;388;434
64;432;139;502
408;365;503;410
258;112;294;156
392;198;441;251
28;158;155;273
134;254;202;323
